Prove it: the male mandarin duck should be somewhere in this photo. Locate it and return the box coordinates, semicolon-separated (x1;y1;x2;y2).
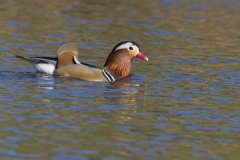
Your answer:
16;41;148;82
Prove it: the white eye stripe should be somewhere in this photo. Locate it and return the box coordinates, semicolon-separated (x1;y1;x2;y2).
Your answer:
114;42;138;52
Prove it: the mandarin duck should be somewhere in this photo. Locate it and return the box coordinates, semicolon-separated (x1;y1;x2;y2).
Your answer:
16;41;148;82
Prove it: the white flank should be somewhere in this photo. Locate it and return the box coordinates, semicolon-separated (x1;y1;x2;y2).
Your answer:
35;64;55;75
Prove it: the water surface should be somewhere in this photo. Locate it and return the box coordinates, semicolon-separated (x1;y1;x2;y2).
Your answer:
0;0;239;159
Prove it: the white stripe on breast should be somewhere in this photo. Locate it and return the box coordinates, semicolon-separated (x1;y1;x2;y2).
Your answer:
102;69;115;82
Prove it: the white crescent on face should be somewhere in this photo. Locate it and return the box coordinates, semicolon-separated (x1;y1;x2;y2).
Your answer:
114;42;140;54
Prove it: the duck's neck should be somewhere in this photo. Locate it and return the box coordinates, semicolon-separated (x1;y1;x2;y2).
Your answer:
104;51;132;80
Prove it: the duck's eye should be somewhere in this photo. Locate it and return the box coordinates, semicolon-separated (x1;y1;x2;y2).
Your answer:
129;47;133;50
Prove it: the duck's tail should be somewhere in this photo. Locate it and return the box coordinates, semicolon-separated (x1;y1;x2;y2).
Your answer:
15;55;57;74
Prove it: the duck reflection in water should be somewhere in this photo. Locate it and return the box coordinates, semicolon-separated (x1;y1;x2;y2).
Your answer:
35;73;147;108
105;75;146;106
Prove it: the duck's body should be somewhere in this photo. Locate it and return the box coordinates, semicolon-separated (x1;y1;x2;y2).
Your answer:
55;64;116;82
16;41;148;82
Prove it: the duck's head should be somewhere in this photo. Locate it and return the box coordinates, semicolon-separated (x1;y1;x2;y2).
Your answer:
104;41;148;80
110;41;148;61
